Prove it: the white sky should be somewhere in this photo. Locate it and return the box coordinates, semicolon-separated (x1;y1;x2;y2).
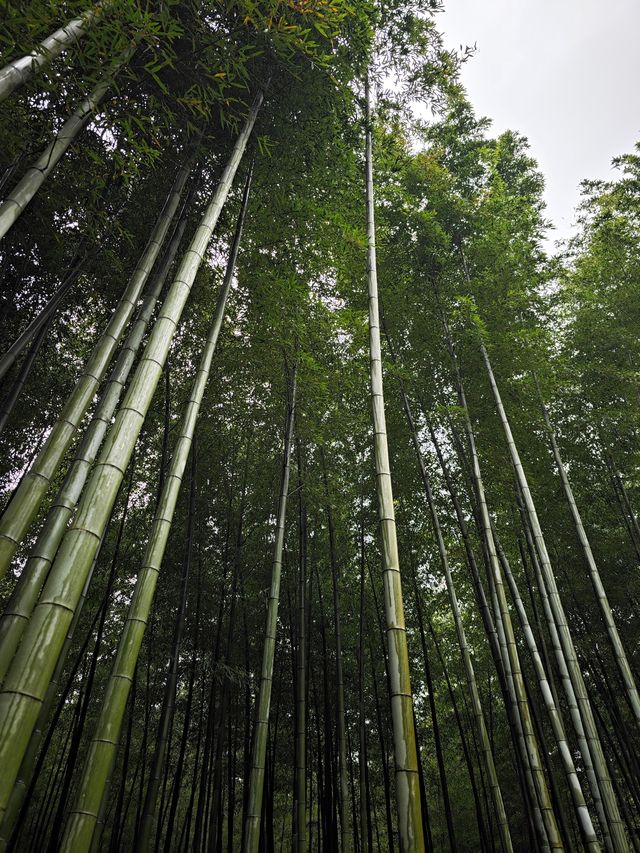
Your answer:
437;0;640;246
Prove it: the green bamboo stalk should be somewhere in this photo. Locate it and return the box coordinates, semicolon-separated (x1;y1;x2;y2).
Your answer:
0;528;107;851
480;343;630;853
0;211;188;684
0;245;90;383
442;317;560;851
520;497;612;850
243;363;297;853
60;163;254;853
397;379;513;853
358;517;369;853
294;440;307;853
0;91;262;823
0;46;132;241
364;77;425;853
0;316;51;437
0;2;110;103
323;456;352;853
535;376;640;727
0;459;133;850
136;164;253;853
0;157;192;579
495;531;601;850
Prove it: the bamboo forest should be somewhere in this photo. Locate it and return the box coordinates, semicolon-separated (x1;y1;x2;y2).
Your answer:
0;0;639;850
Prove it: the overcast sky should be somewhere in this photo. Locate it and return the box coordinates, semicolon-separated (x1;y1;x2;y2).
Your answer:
437;0;640;246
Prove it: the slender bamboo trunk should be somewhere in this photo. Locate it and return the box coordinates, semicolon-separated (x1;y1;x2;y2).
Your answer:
480;343;629;852
243;363;297;853
535;377;640;727
606;451;640;554
413;707;434;853
358;516;369;853
408;554;456;852
427;616;490;852
364;76;424;852
0;576;99;852
368;633;395;853
294;440;307;853
228;690;239;853
60;159;257;852
0;47;133;241
136;440;198;850
0;2;110;102
207;467;247;853
321;451;352;853
109;669;137;853
519;497;612;849
0;235;93;383
44;505;126;852
397;379;511;853
317;563;339;853
0;97;261;824
0;315;51;437
0;210;188;682
518;538;563;713
493;529;600;850
426;416;537;824
0;157;193;578
423;414;527;785
163;556;201;851
440;317;560;851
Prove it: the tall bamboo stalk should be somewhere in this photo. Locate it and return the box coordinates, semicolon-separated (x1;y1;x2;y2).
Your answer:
396;375;512;853
494;529;601;850
0;212;188;683
441;315;561;851
138;165;251;853
59;158;256;852
0;2;110;103
519;493;612;849
364;76;424;852
135;438;198;851
321;451;352;853
243;363;297;853
294;440;307;853
0;94;262;822
0;47;133;241
358;514;370;853
0;158;193;578
535;376;640;727
480;342;630;853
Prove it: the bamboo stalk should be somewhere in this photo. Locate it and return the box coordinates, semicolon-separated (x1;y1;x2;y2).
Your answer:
0;46;132;241
0;157;193;578
0;93;262;823
364;76;425;853
481;342;630;853
59;159;256;853
0;2;110;103
243;362;297;853
535;375;640;727
0;211;188;683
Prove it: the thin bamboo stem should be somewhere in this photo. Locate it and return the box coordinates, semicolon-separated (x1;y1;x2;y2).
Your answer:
0;2;110;103
364;76;424;852
243;364;297;853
